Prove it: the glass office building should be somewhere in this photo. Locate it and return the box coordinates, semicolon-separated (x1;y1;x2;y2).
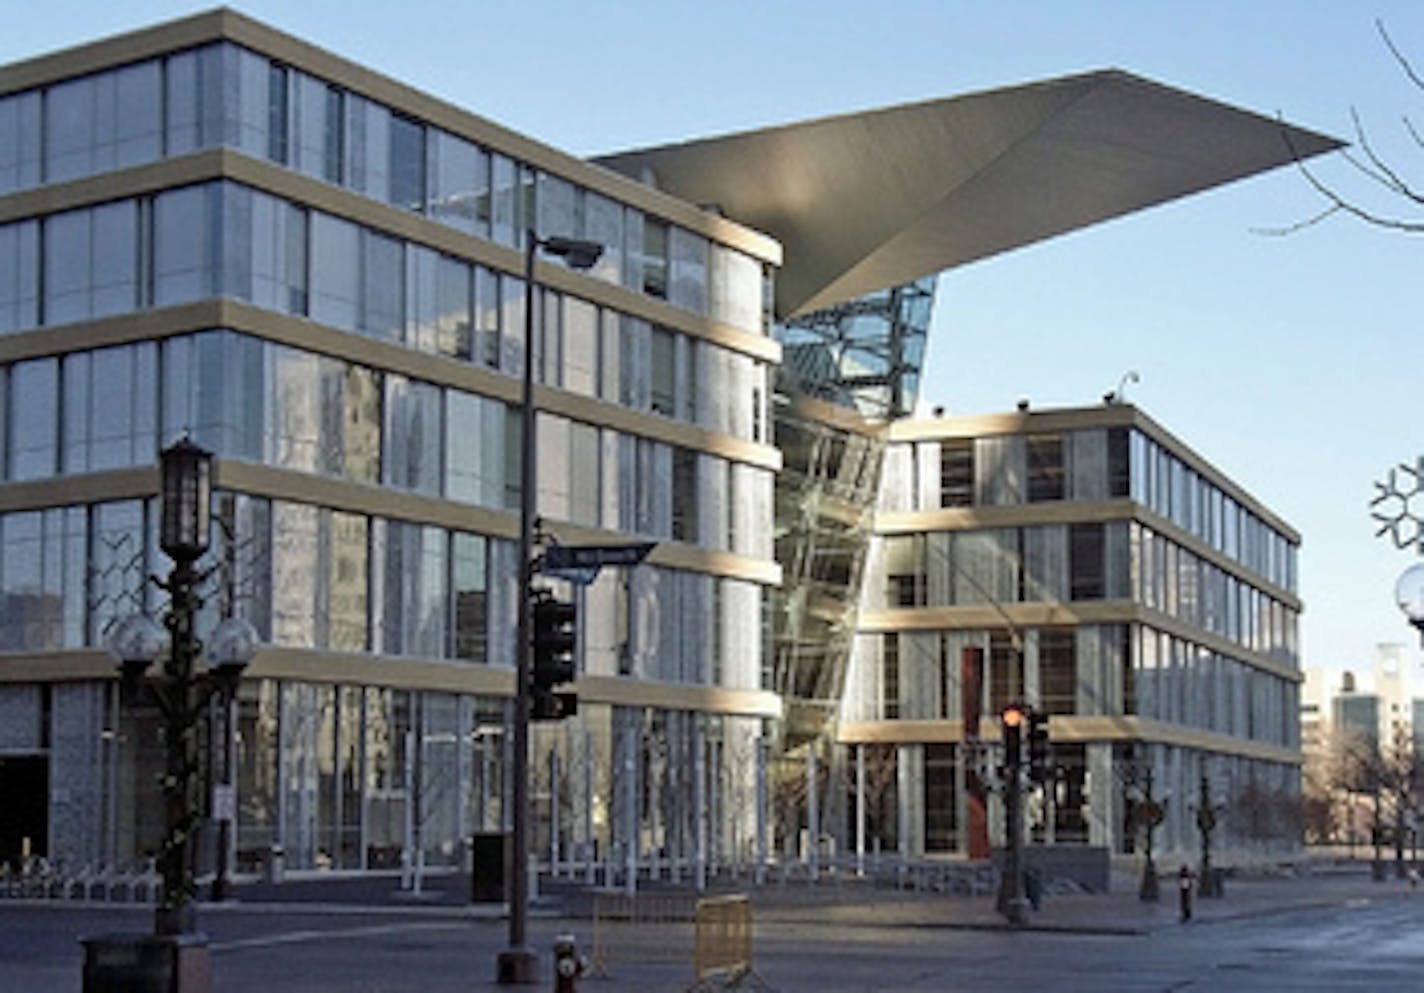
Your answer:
841;405;1303;860
0;11;782;877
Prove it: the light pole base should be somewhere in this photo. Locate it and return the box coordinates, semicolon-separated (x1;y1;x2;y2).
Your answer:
1139;863;1160;902
81;932;211;993
496;947;540;984
1002;897;1031;927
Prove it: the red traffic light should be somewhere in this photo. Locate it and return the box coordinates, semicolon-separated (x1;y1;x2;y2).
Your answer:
1001;704;1026;728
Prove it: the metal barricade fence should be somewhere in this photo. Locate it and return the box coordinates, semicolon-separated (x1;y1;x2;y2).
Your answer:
688;894;770;991
590;891;699;977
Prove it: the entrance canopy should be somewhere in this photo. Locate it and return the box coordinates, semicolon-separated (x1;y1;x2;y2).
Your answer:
597;70;1341;319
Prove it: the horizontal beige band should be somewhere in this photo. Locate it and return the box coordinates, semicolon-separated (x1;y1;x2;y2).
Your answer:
838;714;1299;765
0;10;782;264
0;648;783;719
0;150;782;367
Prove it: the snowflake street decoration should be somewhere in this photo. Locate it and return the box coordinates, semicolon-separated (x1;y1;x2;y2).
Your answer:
1371;457;1424;553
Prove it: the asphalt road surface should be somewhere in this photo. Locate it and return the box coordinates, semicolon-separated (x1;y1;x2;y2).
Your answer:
4;893;1422;991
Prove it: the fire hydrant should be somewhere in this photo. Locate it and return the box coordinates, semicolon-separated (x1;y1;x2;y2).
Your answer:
552;932;585;992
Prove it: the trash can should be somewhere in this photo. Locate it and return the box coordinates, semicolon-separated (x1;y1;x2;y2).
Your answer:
471;832;510;903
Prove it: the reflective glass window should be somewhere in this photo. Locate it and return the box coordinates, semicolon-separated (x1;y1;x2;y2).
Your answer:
383;374;442;495
92;201;140;317
87;499;149;646
344;94;389;201
562;297;598;397
162;331;264;462
154;184;220;306
0;221;39;334
444;390;483;505
405;246;439;353
580;189;623;286
43;200;139;324
940;441;973;508
0;511;67;650
1026;434;1065;502
62;343;157;473
332;363;381;484
108;61;163;170
290;70;332;179
271;500;319;647
359;229;404;342
668;226;708;314
569;422;600;528
474;266;500;369
233;46;271;159
44;74;97;183
0;91;42;193
8;357;58;480
163;49;201;154
42;209;90;325
490;154;517;247
535;171;576;244
650;326;675;417
323;84;344;184
310;213;359;330
389;114;426;212
327;511;369;652
642;217;669;299
451;532;488;662
428;130;480;234
267;346;321;472
1069;523;1106;600
363;687;410;867
374;519;447;657
500;273;526;374
245;193;308;315
436;256;472;360
536;287;561;387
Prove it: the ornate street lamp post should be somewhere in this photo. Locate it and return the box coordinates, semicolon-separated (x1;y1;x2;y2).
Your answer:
82;439;259;993
1193;774;1224;898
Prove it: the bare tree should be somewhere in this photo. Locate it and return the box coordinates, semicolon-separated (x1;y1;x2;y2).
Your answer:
1266;20;1424;235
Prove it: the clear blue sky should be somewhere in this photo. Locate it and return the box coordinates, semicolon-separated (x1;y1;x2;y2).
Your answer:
5;0;1423;679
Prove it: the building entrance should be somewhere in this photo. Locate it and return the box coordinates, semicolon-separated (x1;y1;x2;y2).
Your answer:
0;755;48;870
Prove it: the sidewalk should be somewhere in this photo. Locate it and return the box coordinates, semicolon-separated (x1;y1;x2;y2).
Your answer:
204;860;1418;935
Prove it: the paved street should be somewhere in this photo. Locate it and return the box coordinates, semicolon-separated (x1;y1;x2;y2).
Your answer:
4;868;1424;991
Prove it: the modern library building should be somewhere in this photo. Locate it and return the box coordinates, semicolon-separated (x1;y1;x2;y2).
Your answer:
0;9;1333;881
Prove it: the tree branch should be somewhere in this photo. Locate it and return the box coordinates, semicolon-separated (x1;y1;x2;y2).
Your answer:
1378;19;1424;94
1344;107;1424;205
1268;113;1424;234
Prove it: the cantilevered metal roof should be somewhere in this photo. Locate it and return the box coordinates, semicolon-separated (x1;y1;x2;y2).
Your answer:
596;70;1341;319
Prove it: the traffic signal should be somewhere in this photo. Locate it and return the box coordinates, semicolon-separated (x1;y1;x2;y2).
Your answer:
1001;703;1025;768
1028;709;1051;782
531;592;577;721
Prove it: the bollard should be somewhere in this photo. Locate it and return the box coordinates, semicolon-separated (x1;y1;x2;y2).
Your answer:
552;932;585;993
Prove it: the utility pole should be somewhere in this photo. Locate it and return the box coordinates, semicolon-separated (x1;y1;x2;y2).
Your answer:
998;704;1029;926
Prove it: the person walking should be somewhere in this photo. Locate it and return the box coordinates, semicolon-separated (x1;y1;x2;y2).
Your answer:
1178;864;1194;922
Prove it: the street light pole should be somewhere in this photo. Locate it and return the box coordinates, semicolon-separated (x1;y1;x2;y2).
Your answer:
497;229;602;986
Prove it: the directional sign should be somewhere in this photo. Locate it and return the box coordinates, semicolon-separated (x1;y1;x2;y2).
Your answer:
542;543;655;571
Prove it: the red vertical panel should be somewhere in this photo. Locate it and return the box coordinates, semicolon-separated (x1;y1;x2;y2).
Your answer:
962;646;991;860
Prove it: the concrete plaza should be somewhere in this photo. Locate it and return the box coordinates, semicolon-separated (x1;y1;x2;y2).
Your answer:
2;863;1419;992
